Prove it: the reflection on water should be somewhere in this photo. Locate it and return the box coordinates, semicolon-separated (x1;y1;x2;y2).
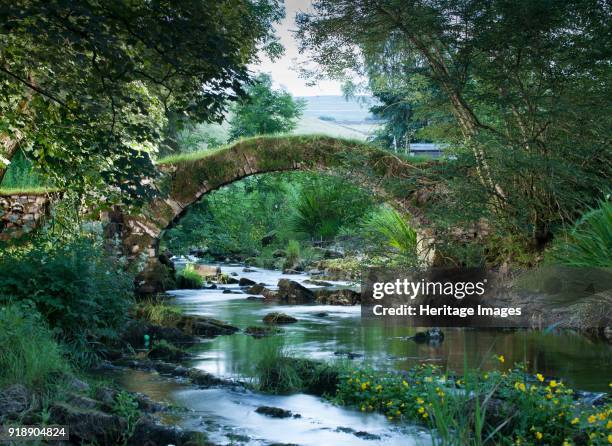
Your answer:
169;265;611;392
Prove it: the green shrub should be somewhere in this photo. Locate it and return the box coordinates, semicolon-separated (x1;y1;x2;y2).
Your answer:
0;303;69;389
548;200;612;267
359;206;418;260
290;177;374;240
0;236;134;362
175;264;204;289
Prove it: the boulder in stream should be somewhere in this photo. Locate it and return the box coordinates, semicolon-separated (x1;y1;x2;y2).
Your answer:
263;312;298;324
244;326;282;338
255;406;300;418
177;315;239;337
315;288;360;305
239;277;257;286
276;279;315;304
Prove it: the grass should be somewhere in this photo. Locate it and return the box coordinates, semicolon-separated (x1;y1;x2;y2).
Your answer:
156;134;370;165
0;303;69;390
134;299;184;327
0;186;60;195
253;338;304;394
175;263;204;289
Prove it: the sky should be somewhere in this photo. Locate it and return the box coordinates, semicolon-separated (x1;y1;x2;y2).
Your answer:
253;0;345;97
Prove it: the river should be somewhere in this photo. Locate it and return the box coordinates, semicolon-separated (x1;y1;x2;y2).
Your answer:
112;263;611;445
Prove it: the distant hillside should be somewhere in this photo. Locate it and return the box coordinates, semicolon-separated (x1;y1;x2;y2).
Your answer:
293;95;381;141
298;95;378;123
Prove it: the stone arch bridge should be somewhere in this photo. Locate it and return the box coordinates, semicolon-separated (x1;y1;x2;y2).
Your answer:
106;135;435;293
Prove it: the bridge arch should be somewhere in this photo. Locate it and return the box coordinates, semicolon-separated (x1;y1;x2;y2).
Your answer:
116;135;433;293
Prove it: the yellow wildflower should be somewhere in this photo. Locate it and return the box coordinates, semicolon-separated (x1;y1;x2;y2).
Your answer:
570;417;579;425
361;383;367;391
416;397;424;405
549;380;558;388
562;441;571;446
588;415;597;423
606;420;612;429
402;380;409;388
497;355;505;363
422;412;428;419
598;412;606;420
514;382;526;392
535;431;542;440
536;373;544;382
418;406;425;413
608;434;612;444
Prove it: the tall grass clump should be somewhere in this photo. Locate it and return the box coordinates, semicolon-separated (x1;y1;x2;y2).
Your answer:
548;200;611;267
134;300;183;327
0;303;68;389
0;236;133;363
290;177;373;240
253;339;303;394
359;206;418;259
175;263;204;289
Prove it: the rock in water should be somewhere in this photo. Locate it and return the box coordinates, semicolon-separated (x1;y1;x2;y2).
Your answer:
239;277;257;286
315;288;360;305
412;328;445;343
276;279;315;304
244;326;282;338
263;312;298;324
255;406;300;418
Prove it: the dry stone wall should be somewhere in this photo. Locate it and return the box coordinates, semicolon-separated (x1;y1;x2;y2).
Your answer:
0;193;53;241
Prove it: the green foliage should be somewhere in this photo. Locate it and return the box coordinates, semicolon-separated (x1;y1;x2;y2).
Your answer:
548;200;612;267
285;240;301;267
228;73;306;140
0;149;47;190
112;391;141;445
253;339;303;394
0;236;134;362
335;362;612;445
358;206;417;260
0;0;284;202
176;264;204;289
0;303;69;389
290;176;374;240
134;300;183;328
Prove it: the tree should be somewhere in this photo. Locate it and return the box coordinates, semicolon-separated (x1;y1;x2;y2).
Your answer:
0;0;284;202
297;0;611;247
228;73;306;140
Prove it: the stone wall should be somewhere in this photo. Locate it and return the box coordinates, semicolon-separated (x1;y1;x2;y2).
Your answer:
0;193;53;241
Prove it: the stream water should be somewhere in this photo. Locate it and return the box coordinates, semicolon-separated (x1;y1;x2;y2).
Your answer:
112;264;611;445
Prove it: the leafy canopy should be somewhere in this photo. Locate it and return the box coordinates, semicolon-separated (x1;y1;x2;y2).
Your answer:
297;0;611;248
0;0;284;203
